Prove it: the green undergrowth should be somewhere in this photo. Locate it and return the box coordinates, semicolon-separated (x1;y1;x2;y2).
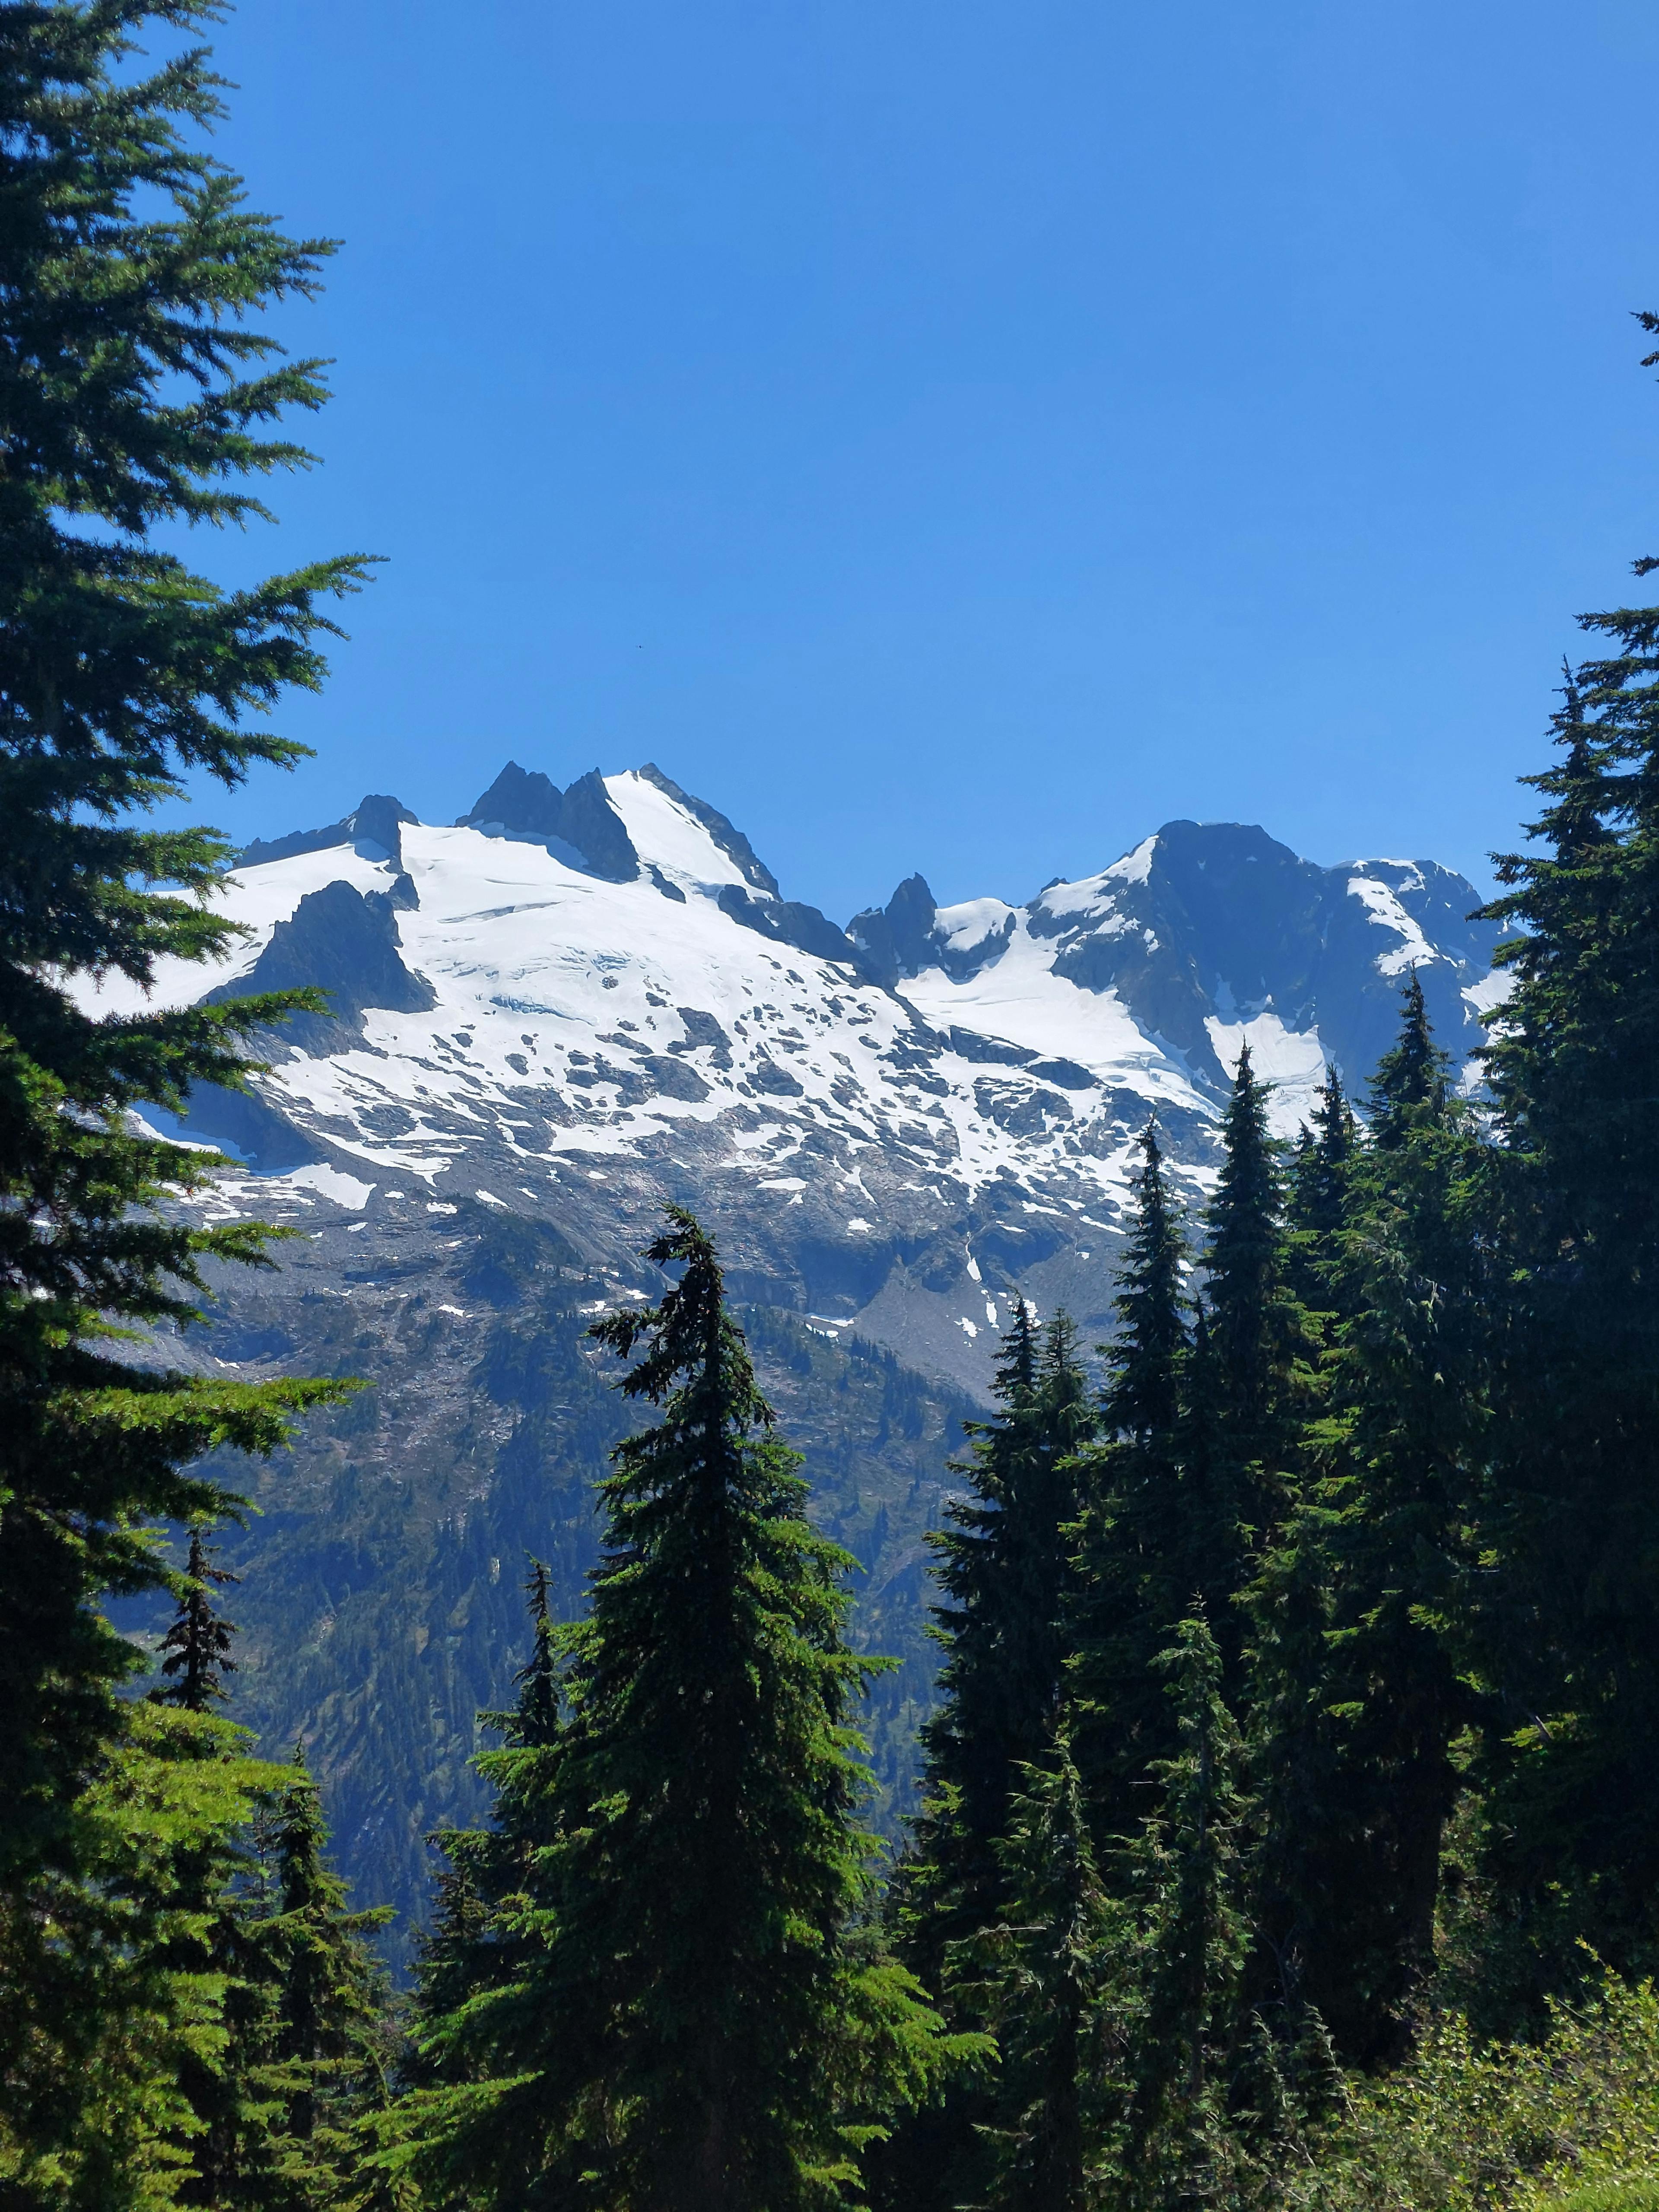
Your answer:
1289;1974;1659;2212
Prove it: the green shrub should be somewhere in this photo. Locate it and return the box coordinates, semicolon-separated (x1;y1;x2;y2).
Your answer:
1288;1974;1659;2212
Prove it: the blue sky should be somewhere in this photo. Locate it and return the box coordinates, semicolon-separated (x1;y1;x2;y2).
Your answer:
184;0;1659;920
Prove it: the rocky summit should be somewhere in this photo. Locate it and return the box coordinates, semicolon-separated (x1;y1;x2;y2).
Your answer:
92;760;1506;1953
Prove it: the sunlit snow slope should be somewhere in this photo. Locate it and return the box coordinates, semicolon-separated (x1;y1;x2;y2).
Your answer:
106;760;1503;1394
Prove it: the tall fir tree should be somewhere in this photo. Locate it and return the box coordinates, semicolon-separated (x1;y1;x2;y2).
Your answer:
0;5;364;2190
409;1558;568;2092
949;1732;1117;2212
1118;1614;1251;2212
881;1307;1094;2212
1470;519;1659;2005
264;1754;396;2191
1179;1046;1318;1701
395;1210;957;2211
0;1697;284;2208
1285;1069;1357;1316
1248;982;1487;2062
1069;1120;1195;1845
1201;1047;1315;1475
156;1521;241;1713
901;1305;1095;1972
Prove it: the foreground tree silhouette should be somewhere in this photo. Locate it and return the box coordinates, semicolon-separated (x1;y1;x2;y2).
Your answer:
392;1208;959;2210
0;3;365;2192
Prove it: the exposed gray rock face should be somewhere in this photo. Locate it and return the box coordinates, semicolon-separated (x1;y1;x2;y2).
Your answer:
203;879;436;1058
848;874;943;987
459;761;639;882
859;820;1497;1101
716;883;860;966
237;792;420;870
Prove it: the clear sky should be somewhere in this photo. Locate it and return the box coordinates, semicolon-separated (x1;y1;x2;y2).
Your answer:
181;0;1659;921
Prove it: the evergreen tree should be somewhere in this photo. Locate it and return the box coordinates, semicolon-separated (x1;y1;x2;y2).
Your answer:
1202;1046;1313;1475
265;1754;396;2190
512;1555;563;1755
1119;1615;1251;2212
1069;1121;1194;1843
156;1521;241;1712
1367;973;1446;1148
1181;1047;1318;1700
0;4;364;2186
397;1210;957;2210
1104;1125;1189;1447
409;1857;490;2066
881;1308;1094;2212
1470;543;1659;2002
1286;1069;1357;1313
902;1306;1095;1970
0;1699;281;2208
950;1734;1116;2212
1249;984;1487;2062
410;1558;568;2091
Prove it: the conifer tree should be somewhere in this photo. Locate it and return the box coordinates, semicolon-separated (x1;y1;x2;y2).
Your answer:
1249;984;1486;2062
951;1734;1116;2212
410;1558;566;2090
1069;1121;1194;1842
0;1698;283;2208
1181;1048;1318;1696
1471;550;1659;1997
0;4;363;2182
1286;1070;1356;1314
410;1858;490;2066
1202;1047;1312;1470
148;1547;296;2212
398;1210;956;2211
903;1306;1094;1973
156;1521;241;1712
1104;1123;1189;1446
881;1308;1094;2212
265;1754;395;2186
1367;973;1446;1147
1119;1614;1250;2211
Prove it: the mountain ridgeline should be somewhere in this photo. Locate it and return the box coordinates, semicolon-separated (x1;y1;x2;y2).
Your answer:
100;758;1502;1954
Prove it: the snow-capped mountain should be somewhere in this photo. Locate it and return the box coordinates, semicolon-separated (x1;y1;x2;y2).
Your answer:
103;758;1503;1395
99;757;1506;1948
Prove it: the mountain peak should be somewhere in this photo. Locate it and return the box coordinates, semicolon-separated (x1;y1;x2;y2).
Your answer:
236;792;419;870
459;762;639;883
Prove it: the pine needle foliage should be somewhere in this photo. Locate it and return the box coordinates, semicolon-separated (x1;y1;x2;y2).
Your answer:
1470;543;1659;1996
905;1305;1096;1972
1119;1613;1253;2212
950;1732;1119;2212
1248;982;1488;2063
392;1208;958;2211
879;1307;1095;2212
155;1519;241;1712
0;1699;279;2210
0;3;367;2192
1070;1120;1194;1844
264;1755;396;2176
